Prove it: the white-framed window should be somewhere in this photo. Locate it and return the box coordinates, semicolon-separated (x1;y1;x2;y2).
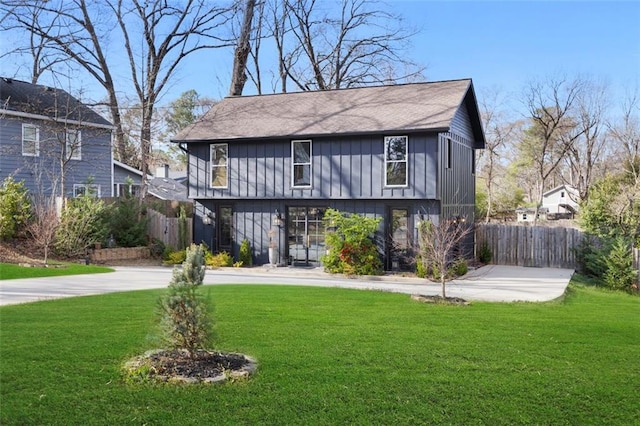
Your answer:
22;124;39;156
73;183;101;198
384;136;408;187
114;183;141;197
210;143;228;188
292;140;312;188
66;130;82;160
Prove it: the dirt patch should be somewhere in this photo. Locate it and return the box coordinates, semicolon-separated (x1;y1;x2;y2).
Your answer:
124;349;257;384
0;240;46;265
411;294;470;305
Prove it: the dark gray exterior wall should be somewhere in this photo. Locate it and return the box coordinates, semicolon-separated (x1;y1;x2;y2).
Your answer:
193;198;440;265
0;116;113;197
188;132;439;200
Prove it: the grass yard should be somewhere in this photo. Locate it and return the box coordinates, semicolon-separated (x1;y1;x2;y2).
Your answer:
0;262;114;280
0;282;638;425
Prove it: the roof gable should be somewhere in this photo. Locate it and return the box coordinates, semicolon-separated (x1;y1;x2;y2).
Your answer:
0;77;112;127
173;79;485;146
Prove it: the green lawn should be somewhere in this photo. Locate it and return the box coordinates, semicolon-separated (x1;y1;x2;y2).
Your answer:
0;282;638;425
0;262;114;279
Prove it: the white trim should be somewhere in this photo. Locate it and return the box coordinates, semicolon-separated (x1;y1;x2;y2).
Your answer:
384;135;408;187
291;139;312;188
210;143;229;189
66;129;82;160
73;183;101;198
113;160;146;177
21;123;39;156
0;108;115;130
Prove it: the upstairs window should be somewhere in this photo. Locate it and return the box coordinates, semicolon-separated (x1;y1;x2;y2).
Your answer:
292;140;312;187
210;143;228;188
66;130;82;160
22;124;39;156
384;136;408;187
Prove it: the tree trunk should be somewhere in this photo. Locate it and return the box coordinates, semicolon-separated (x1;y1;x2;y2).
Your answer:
229;0;255;96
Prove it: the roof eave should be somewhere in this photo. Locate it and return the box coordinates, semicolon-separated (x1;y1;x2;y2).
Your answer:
172;126;452;144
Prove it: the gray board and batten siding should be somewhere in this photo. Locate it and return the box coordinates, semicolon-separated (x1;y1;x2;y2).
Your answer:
173;79;485;267
0;115;113;198
0;77;114;198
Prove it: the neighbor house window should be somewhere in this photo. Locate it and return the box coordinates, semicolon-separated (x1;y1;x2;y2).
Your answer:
210;143;228;188
22;124;39;156
73;184;101;197
292;140;312;187
446;138;452;169
66;130;82;160
384;136;408;187
114;183;141;197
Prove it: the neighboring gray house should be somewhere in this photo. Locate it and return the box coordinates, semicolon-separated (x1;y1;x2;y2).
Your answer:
172;79;485;268
113;161;188;201
0;77;113;198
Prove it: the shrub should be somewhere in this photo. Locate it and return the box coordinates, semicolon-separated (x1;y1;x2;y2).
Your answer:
477;241;492;264
321;208;383;276
0;177;31;240
239;238;253;267
158;244;211;357
177;206;189;250
452;258;468;276
574;235;608;278
106;192;148;247
163;249;186;265
150;238;165;258
205;251;233;268
54;194;109;257
416;256;427;278
603;237;638;294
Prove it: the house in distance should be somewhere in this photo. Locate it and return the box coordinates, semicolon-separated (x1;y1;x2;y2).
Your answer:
0;77;113;199
172;79;486;269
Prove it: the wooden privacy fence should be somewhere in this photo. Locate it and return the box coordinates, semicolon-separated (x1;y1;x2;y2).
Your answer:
475;224;585;269
477;224;640;282
147;208;193;249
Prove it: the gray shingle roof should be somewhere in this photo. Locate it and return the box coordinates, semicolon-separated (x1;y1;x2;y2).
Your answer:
173;79;479;142
0;77;112;127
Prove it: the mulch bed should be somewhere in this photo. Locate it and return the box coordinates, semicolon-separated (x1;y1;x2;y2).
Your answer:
411;294;470;305
124;349;257;384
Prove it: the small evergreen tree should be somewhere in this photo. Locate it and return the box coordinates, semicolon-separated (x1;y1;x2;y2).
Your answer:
159;244;211;357
604;237;638;294
108;184;148;247
239;238;253;266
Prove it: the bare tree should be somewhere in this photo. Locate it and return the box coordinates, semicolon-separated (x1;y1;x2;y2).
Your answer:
0;2;66;83
229;0;256;96
418;218;473;299
4;0;235;196
609;88;640;185
520;75;588;224
479;89;518;222
249;0;423;93
563;79;610;202
26;193;59;264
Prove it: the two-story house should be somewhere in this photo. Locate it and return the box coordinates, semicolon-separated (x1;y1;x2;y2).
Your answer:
0;77;113;199
172;79;485;268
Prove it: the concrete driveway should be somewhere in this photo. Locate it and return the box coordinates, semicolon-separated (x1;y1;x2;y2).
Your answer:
0;264;574;306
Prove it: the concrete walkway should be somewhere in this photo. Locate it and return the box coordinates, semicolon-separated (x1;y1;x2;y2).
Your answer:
0;264;574;306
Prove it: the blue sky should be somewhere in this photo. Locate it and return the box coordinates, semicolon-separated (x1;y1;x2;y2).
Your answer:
168;0;640;115
2;1;639;116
